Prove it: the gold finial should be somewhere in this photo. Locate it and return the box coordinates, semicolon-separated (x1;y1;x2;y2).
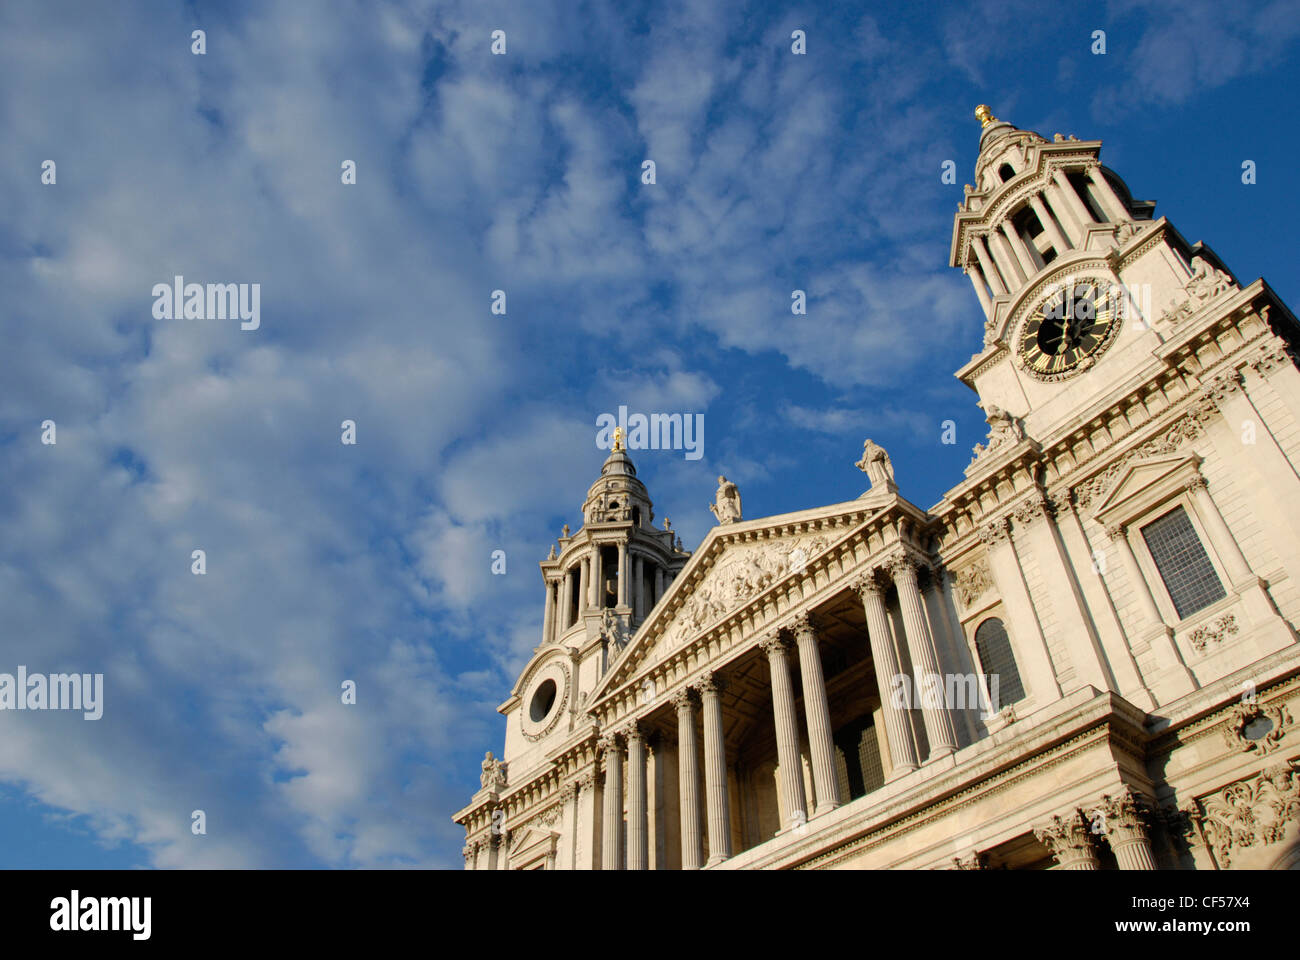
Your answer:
612;426;625;451
975;104;997;128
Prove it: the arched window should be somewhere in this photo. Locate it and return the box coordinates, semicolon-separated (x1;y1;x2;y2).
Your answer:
632;506;641;526
974;618;1025;709
998;162;1015;183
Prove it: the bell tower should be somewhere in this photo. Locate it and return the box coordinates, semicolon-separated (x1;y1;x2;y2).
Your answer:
950;104;1248;464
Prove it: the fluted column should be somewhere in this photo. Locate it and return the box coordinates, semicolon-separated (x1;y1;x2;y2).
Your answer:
1086;166;1128;222
890;556;959;759
695;675;732;866
1095;790;1157;870
854;574;919;776
791;613;842;816
617;542;629;608
1029;192;1071;254
625;725;648;870
1000;220;1039;279
966;265;993;315
578;558;589;617
1052;167;1095;228
485;833;501;870
1044;179;1086;245
988;228;1025;288
542;580;556;645
600;735;624;870
971;234;1007;295
673;689;704;869
761;633;808;832
590;548;602;607
1034;813;1100;870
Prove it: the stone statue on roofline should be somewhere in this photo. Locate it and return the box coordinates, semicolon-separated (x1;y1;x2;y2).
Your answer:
709;476;743;524
856;439;898;494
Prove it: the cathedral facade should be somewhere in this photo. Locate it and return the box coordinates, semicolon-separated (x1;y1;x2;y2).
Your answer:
454;108;1300;870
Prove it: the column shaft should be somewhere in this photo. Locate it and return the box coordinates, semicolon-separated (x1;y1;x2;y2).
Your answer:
966;266;993;315
601;739;624;870
675;692;704;869
762;636;808;831
618;543;629;608
892;559;959;758
793;617;842;815
972;234;1007;295
857;578;919;775
626;729;648;870
697;677;732;866
542;581;555;646
1029;192;1071;254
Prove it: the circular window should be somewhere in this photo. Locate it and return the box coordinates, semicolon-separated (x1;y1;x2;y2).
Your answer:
530;679;558;722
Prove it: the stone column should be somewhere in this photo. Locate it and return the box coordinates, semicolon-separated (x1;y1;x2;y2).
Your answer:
600;735;624;870
625;725;648;870
988;228;1026;287
673;689;704;870
497;829;511;870
578;558;589;617
971;234;1007;295
980;518;1062;704
1029;192;1071;254
1186;475;1253;584
1000;220;1039;279
1086;166;1128;222
1034;813;1100;870
655;565;664;607
1053;168;1096;228
1044;179;1086;246
485;833;501;870
618;542;629;608
761;633;808;832
695;675;732;866
791;614;842;816
854;574;919;776
633;554;644;619
463;842;476;870
542;580;556;646
890;556;959;759
966;265;993;315
591;548;602;607
1094;790;1157;870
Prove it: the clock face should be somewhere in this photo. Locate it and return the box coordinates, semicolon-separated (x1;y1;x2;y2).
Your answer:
1016;278;1122;381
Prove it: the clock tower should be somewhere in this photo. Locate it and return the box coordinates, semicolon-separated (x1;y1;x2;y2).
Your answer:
951;105;1244;463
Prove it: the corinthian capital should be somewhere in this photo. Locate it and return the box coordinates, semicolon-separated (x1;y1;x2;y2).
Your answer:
886;553;919;584
691;674;724;699
670;687;696;713
1089;788;1152;843
852;571;887;600
1033;811;1097;863
759;631;791;659
978;517;1011;545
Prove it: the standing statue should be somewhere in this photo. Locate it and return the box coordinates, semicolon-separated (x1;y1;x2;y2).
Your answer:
856;439;897;492
709;476;743;524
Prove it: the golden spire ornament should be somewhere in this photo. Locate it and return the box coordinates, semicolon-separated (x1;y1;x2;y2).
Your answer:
975;104;998;128
612;426;625;451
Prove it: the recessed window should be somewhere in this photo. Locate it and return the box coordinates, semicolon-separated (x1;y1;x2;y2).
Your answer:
1140;506;1226;619
974;618;1025;708
529;679;558;722
998;163;1015;183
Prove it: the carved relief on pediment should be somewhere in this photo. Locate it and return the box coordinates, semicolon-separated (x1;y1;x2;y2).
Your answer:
660;533;830;649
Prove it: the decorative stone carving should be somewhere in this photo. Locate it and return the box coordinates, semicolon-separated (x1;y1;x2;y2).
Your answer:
953;851;988;870
970;402;1026;464
759;631;790;659
1090;788;1152;846
670;687;696;712
1221;700;1292;755
709;476;743;525
978;517;1010;545
1012;493;1051;526
600;607;627;651
1074;402;1219;509
1033;812;1099;868
1159;256;1236;325
1201;370;1244;404
1195;760;1300;868
856;439;898;493
954;557;993;609
1187;613;1239;653
691;674;723;698
1185;473;1209;493
1249;342;1296;378
480;751;508;791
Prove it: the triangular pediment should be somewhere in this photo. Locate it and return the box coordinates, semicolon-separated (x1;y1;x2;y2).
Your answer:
588;497;898;704
1091;452;1200;525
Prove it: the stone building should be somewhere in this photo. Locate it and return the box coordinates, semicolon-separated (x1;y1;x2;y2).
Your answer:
454;107;1300;870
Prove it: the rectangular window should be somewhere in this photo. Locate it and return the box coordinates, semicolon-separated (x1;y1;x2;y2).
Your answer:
1140;506;1227;619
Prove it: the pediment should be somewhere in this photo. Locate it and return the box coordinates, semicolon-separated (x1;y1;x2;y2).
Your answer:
1091;452;1200;526
510;824;559;865
588;498;894;704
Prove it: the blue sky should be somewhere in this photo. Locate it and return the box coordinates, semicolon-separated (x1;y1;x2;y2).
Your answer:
1;0;1298;868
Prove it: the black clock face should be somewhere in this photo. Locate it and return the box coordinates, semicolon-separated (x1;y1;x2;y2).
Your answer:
1017;280;1120;379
